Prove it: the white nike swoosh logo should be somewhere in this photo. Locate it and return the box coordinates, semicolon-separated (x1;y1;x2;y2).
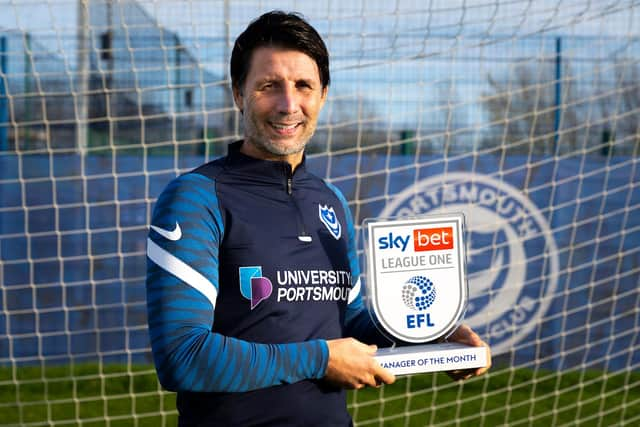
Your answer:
150;222;182;241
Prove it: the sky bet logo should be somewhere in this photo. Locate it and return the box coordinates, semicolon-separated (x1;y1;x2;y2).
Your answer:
377;227;454;252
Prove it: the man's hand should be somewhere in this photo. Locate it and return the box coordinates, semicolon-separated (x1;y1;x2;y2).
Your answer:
445;324;492;381
324;338;396;389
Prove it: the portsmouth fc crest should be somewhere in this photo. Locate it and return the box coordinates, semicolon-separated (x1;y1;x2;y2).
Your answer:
319;204;342;240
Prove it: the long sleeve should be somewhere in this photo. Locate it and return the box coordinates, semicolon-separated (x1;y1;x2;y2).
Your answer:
146;173;329;392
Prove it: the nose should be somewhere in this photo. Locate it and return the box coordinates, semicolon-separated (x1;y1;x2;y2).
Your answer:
277;83;300;114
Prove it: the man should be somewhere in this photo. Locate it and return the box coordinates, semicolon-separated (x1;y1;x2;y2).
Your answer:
146;11;490;426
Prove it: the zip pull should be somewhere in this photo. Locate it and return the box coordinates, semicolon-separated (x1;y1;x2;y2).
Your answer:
285;171;309;242
298;235;312;243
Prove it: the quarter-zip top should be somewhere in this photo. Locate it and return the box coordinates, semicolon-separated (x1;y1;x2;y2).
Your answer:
147;140;358;424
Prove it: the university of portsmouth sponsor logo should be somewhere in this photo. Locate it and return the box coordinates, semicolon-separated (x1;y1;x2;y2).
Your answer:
275;269;353;302
238;266;273;309
319;204;342;240
242;268;354;304
379;172;559;354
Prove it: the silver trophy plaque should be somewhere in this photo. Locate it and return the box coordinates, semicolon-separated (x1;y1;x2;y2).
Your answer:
365;213;487;375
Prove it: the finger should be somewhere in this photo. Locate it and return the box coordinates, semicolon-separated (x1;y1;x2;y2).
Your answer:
474;346;492;376
447;368;472;381
451;324;481;346
472;364;487;376
474;366;489;377
360;373;379;388
365;344;378;355
370;356;396;384
374;366;396;385
453;372;473;381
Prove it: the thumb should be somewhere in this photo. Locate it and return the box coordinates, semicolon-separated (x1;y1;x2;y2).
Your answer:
366;344;378;355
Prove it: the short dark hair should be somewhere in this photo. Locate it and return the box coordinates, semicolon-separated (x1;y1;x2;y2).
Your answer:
230;11;330;92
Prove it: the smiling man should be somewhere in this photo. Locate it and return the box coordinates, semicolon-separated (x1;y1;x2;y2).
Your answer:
234;46;326;164
146;11;490;427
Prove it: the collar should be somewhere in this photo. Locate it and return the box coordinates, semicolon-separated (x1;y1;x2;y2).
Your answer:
225;140;308;180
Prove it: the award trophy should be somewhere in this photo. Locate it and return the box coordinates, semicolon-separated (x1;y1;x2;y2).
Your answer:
365;213;488;375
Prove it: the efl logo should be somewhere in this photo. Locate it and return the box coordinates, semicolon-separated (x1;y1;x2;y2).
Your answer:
413;227;453;252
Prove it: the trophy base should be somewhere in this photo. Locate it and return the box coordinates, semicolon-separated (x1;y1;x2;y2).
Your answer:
374;342;488;376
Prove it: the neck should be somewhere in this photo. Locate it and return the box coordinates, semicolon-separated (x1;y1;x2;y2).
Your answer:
239;140;304;171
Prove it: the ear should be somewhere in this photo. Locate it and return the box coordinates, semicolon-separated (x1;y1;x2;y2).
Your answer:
319;85;328;108
232;84;244;114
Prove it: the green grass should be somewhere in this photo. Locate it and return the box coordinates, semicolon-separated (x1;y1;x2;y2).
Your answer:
0;365;638;426
351;368;640;426
0;364;176;426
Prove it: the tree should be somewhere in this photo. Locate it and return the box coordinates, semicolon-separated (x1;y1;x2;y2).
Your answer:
481;56;640;156
595;59;640;156
480;59;578;156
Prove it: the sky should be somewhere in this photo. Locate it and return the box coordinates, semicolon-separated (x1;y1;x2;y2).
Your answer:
1;0;638;39
0;0;638;129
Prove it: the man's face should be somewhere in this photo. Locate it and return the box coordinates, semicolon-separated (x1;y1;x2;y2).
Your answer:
233;46;327;166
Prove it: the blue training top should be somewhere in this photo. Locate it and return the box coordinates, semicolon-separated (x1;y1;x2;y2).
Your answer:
146;141;389;426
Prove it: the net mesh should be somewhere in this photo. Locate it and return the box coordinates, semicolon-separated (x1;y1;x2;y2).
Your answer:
0;1;638;425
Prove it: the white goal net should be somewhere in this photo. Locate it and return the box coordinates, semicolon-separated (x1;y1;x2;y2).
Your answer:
0;1;638;426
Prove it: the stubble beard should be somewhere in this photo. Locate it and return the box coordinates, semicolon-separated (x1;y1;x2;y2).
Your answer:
243;114;316;157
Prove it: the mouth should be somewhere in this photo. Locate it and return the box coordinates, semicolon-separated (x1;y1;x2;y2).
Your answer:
269;121;302;135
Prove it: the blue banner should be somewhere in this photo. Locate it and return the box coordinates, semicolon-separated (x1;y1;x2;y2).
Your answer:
0;153;637;371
